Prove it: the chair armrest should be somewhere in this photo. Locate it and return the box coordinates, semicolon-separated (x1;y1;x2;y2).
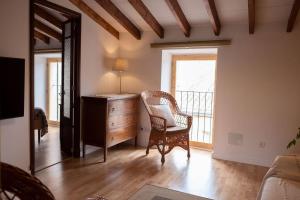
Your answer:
175;112;192;129
150;115;167;132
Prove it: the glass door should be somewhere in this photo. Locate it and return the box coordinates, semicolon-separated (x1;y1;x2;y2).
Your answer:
172;55;217;149
60;20;76;156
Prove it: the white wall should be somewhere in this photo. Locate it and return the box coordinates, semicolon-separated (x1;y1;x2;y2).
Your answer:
161;51;172;92
0;0;30;170
213;24;300;166
34;55;47;111
49;0;121;95
119;23;300;167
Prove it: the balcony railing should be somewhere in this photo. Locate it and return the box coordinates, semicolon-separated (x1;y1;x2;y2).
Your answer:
175;90;214;144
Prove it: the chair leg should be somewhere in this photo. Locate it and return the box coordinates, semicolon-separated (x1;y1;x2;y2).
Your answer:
161;156;165;163
187;137;191;158
134;136;138;147
146;132;153;155
104;147;107;162
161;143;166;164
146;145;150;155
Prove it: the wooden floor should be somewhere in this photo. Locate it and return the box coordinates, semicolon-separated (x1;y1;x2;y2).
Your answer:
35;126;68;171
36;144;268;200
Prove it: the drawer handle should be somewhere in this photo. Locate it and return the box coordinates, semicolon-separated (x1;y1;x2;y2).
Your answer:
111;122;115;126
111;107;115;112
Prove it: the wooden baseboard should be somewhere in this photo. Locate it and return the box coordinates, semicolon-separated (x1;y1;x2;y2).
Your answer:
190;141;213;150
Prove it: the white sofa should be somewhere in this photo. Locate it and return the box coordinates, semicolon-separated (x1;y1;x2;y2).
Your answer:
257;155;300;200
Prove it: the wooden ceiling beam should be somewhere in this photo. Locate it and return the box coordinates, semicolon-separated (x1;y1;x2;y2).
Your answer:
69;0;119;39
34;0;80;19
34;19;62;42
203;0;221;36
95;0;141;40
150;39;231;48
165;0;191;37
34;4;63;30
128;0;164;38
35;48;62;54
287;0;300;32
248;0;255;34
34;30;50;44
61;13;72;19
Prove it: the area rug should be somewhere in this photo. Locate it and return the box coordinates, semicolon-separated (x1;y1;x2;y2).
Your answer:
128;184;213;200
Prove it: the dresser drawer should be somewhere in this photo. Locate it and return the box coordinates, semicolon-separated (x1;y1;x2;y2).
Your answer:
107;126;137;147
108;98;137;115
108;114;136;130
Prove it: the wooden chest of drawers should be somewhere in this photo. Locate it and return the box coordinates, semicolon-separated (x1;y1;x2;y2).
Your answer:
81;94;139;161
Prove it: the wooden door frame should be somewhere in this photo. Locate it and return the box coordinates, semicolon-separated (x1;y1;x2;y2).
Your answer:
171;54;217;150
30;0;81;174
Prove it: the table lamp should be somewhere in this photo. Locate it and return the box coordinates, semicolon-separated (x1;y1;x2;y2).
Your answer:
113;58;128;94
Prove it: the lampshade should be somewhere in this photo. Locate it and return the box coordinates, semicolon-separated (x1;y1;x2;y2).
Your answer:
113;58;128;71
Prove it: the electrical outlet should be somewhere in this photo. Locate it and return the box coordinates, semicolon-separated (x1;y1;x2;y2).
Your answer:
259;141;266;148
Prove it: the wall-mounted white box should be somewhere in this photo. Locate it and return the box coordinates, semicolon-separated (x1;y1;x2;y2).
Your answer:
228;132;243;146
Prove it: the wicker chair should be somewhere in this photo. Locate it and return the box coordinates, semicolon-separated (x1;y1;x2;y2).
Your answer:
141;90;192;163
0;162;55;200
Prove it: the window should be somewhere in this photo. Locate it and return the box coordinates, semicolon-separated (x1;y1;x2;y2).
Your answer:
47;58;62;125
171;55;217;149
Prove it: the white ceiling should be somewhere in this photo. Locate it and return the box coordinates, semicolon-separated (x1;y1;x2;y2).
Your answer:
83;0;296;33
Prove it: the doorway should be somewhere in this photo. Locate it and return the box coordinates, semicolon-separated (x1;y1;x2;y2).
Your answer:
171;54;217;150
30;0;81;174
34;53;64;171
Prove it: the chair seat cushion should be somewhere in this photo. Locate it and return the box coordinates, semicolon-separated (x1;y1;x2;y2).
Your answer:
149;104;176;127
166;126;186;132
